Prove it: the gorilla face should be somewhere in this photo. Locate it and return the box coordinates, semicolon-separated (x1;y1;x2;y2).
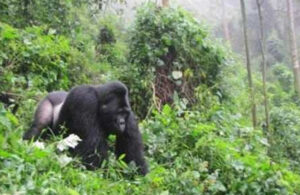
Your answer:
114;108;130;133
100;91;131;134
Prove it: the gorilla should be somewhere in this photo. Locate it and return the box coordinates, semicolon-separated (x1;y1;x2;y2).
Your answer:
23;81;148;175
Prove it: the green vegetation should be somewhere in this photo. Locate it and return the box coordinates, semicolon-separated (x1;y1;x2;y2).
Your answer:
1;1;300;194
123;4;225;117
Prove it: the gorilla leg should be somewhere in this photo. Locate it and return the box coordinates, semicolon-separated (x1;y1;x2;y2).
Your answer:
23;91;67;140
72;131;109;170
23;99;53;140
115;112;148;175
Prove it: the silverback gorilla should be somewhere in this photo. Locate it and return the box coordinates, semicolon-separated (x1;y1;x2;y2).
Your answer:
23;81;148;175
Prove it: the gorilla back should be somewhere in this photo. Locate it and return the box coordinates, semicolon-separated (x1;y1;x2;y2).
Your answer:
24;81;148;175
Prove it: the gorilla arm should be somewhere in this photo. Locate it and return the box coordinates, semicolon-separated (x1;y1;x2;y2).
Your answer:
115;112;148;175
57;86;109;169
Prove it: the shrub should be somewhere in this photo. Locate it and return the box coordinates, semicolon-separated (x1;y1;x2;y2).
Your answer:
141;105;300;194
269;105;300;172
0;0;71;32
122;3;225;117
0;22;89;93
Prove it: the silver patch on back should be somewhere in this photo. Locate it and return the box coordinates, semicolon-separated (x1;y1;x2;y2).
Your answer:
53;102;63;127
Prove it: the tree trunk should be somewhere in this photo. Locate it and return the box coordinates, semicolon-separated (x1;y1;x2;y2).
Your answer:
221;0;231;45
256;0;269;131
240;0;257;128
162;0;169;7
286;0;300;96
23;0;31;24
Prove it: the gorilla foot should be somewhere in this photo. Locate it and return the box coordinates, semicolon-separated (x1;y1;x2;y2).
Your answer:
23;128;40;140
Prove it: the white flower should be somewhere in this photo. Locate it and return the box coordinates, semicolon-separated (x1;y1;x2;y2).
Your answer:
172;71;183;80
57;134;82;152
57;154;73;167
259;138;270;147
32;141;45;149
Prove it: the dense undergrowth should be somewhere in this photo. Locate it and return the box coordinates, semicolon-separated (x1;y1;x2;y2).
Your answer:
1;101;300;194
1;2;300;195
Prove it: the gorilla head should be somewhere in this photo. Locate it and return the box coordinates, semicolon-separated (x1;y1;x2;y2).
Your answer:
23;81;148;175
97;82;131;134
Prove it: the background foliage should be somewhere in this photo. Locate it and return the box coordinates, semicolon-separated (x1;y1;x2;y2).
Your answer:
122;4;225;117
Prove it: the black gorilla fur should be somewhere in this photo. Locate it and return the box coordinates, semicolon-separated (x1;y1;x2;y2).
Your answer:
23;81;148;175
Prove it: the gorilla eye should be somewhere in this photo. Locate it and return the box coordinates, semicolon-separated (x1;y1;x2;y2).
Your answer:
118;107;130;115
